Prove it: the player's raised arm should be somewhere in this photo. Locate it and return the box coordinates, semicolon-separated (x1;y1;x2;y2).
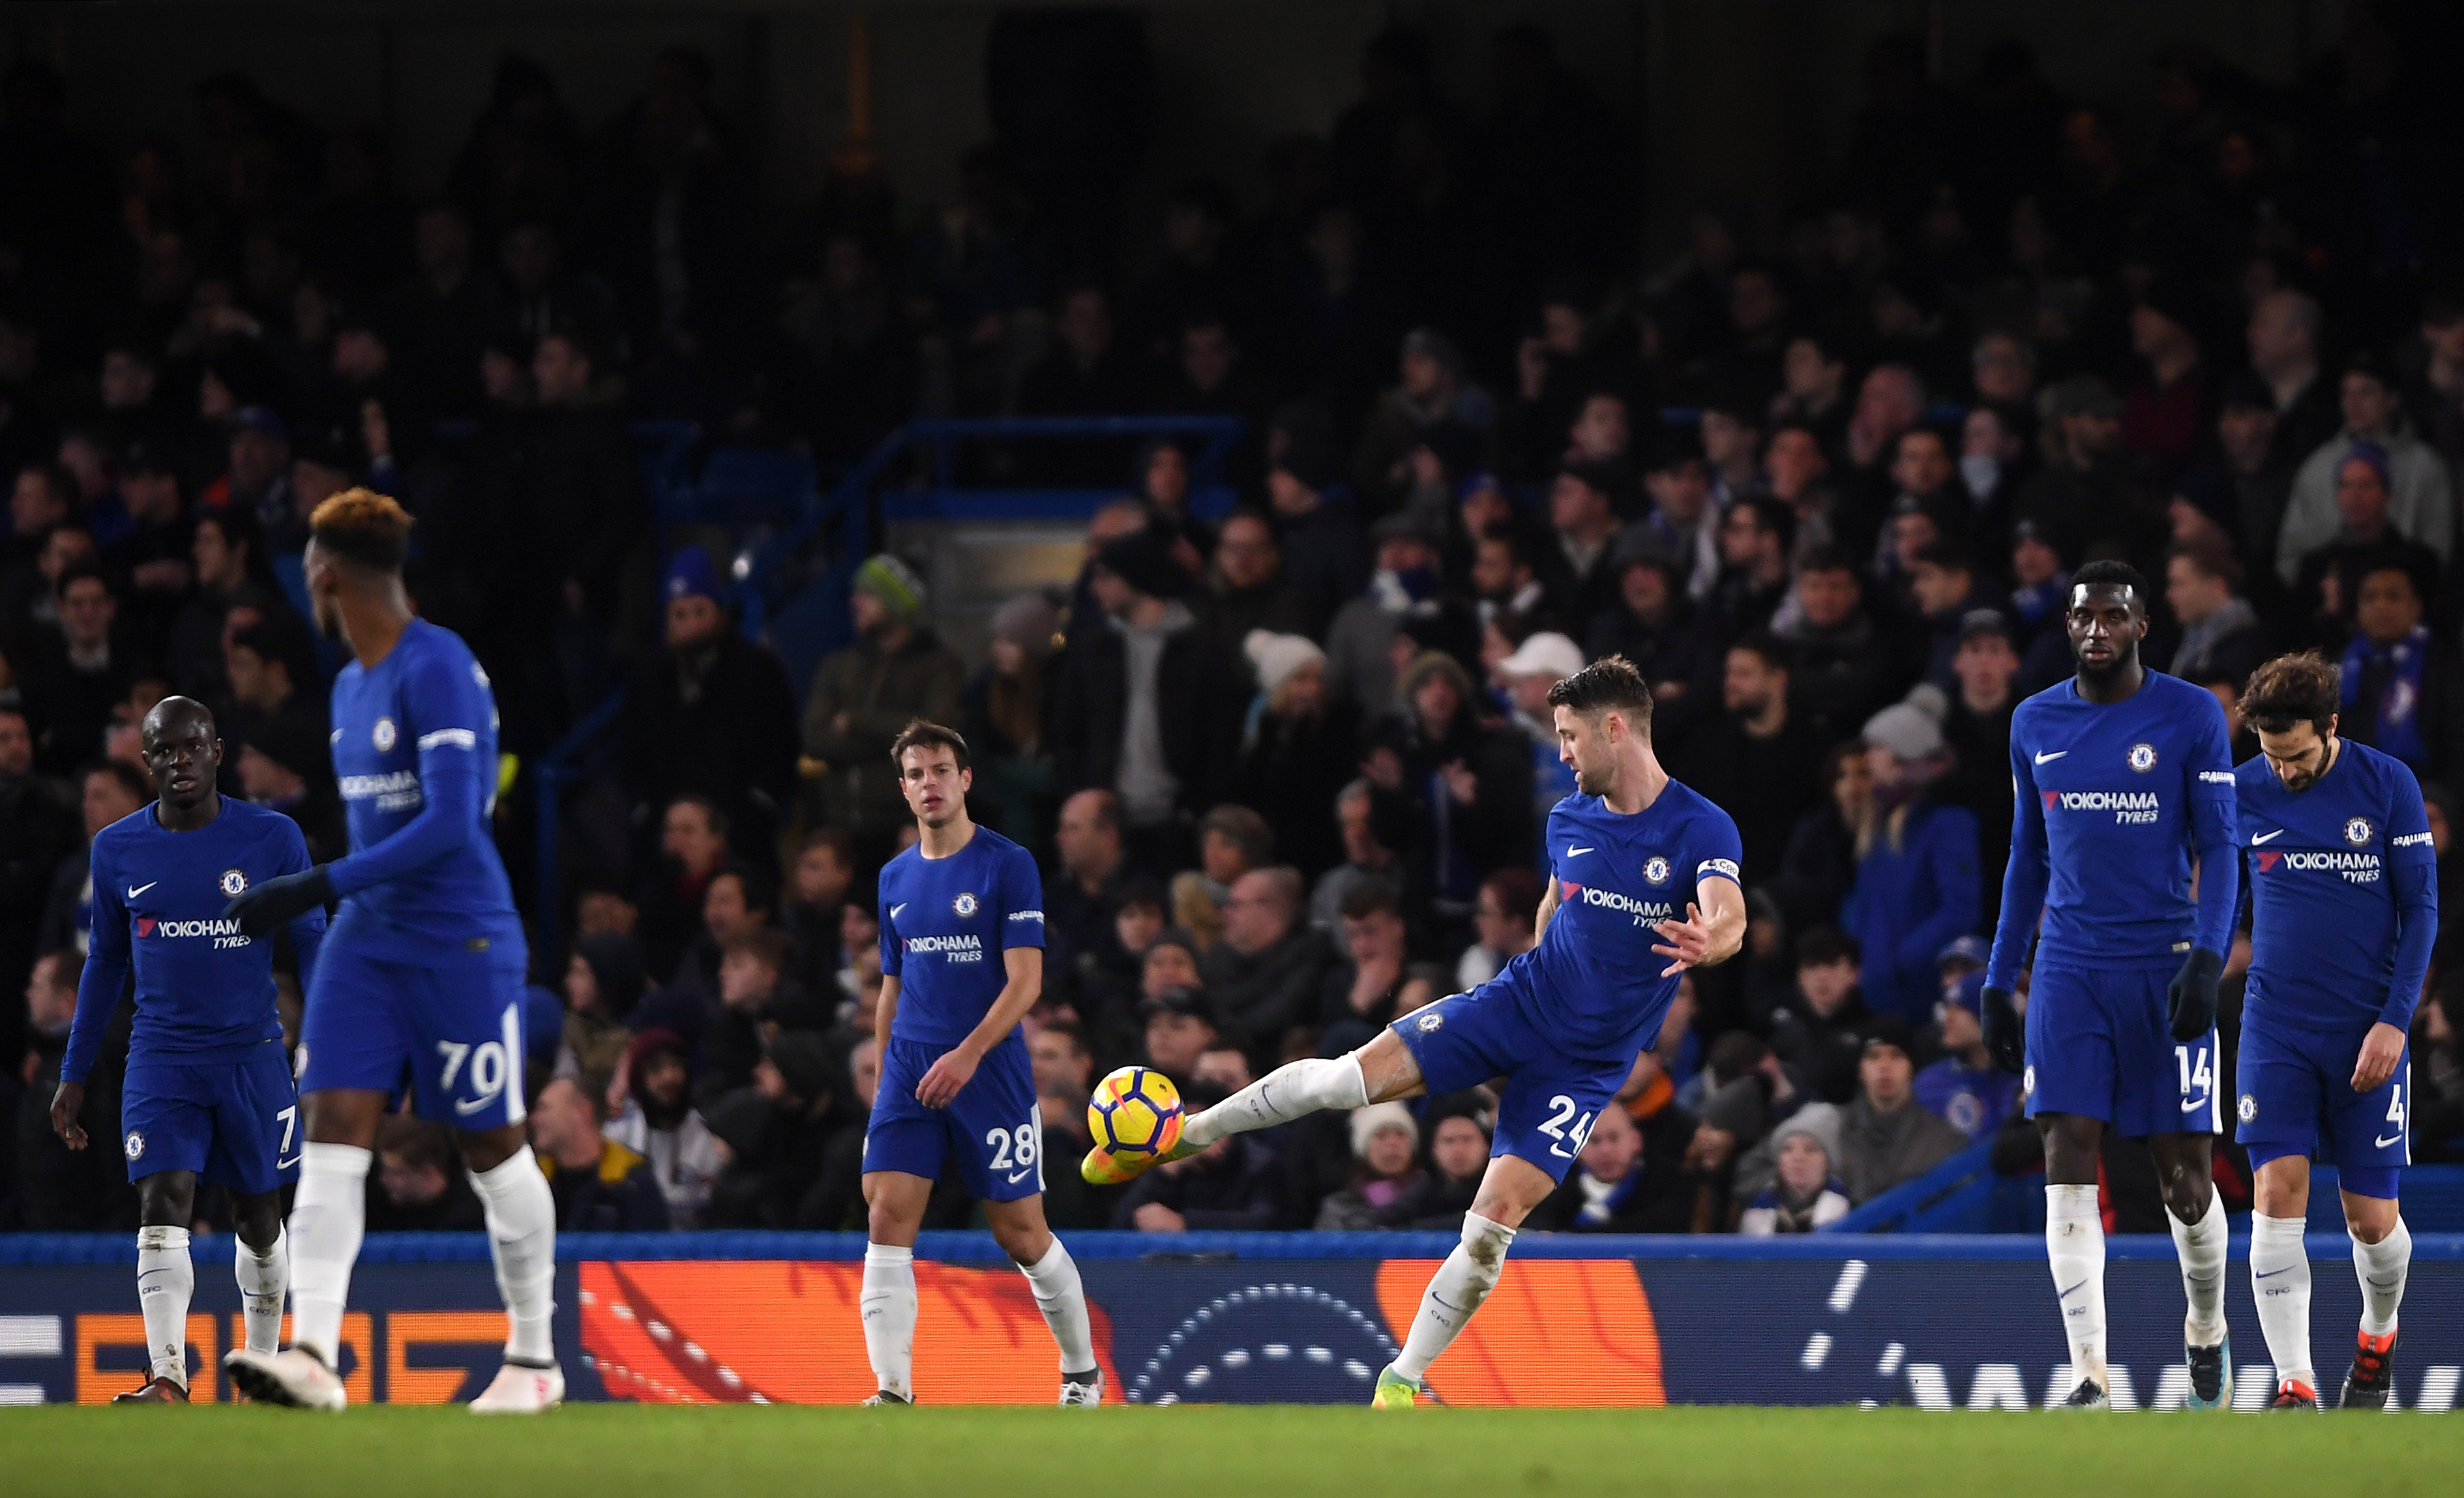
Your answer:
1980;726;2049;1072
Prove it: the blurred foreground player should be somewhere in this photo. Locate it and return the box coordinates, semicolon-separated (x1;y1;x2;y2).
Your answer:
1982;561;2241;1409
2233;654;2429;1410
54;696;324;1402
1082;656;1744;1408
220;490;561;1413
859;720;1100;1405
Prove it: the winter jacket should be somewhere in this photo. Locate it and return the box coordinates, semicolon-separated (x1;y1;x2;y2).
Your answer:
801;628;968;838
619;632;800;857
539;1140;672;1232
1046;608;1247;823
2278;420;2456;583
1835;1096;1969;1203
1839;798;1983;1022
1199;926;1337;1054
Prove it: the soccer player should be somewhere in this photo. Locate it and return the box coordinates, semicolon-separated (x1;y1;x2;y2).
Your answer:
52;696;323;1403
1981;560;2240;1409
1082;656;1744;1409
219;490;561;1413
2231;653;2429;1410
860;718;1099;1406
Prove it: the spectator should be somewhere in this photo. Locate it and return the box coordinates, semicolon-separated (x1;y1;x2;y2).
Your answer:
1958;401;2029;526
209;407;304;551
1198;507;1318;654
2164;537;2268;688
1196;804;1275;905
1841;364;1927;520
2005;520;2076;694
1264;404;1371;630
1736;1111;1852;1234
618;546;799;864
1455;866;1543;991
1045;789;1129;997
1312;1101;1425;1229
1710;495;1794;641
1935;611;2022;898
2413;983;2463;1164
555;932;646;1100
602;1029;722;1229
1030;1020;1113;1231
2278;355;2456;583
1541;462;1626;627
1309;779;1403;954
1766;925;1875;1105
1073;883;1166;1061
1915;972;2023;1142
1525;1060;1696;1233
38;760;149;959
2191;374;2298;583
1582;555;1718;740
2119;278;2212;472
1765;742;1871;940
1376;651;1535;933
1234;631;1356;879
698;927;825;1105
164;507;279;703
98;440;191;650
1908;542;1991;692
960;591;1060;846
1492;629;1584;830
1637;432;1721;600
1115;1080;1284;1231
1200;867;1333;1058
2010;376;2127;565
1138;983;1219;1084
1835;1021;1969;1201
1354;328;1493;514
2339;561;2464;778
2291;445;2444;638
1674;635;1825;883
236;712;347;862
1047;526;1246;874
1772;546;1903;738
780;828;855;1000
1318;882;1410;1056
2247;287;2339;474
530;1078;670;1231
801;554;966;864
633;794;730;986
1380;1103;1491;1228
14;948;129;1229
368;1117;486;1233
1839;700;1981;1023
1466;524;1554;634
704;1030;849;1230
21;563;141;776
1324;513;1475;718
1015;284;1142;483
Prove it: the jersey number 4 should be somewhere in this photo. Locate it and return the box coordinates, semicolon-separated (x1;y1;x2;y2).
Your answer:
1538;1094;1597;1159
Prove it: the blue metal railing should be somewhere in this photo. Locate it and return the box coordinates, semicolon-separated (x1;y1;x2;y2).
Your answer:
524;414;1249;954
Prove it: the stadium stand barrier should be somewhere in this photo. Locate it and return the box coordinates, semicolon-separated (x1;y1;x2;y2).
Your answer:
5;1229;2459;1410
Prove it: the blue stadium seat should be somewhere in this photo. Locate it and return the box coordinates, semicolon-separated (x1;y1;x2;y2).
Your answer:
697;447;816;528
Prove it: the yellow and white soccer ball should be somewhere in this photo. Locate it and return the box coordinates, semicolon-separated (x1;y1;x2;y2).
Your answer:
1087;1066;1185;1157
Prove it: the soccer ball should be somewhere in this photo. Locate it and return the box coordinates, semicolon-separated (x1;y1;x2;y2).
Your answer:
1088;1066;1184;1156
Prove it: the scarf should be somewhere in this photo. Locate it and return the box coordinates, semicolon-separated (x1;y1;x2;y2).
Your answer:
2342;623;2431;771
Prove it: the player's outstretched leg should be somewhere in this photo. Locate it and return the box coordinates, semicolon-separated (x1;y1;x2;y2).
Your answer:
1084;1053;1368;1186
988;1200;1102;1405
122;1222;195;1403
1374;1190;1529;1409
2342;1191;2409;1410
466;1139;564;1413
228;1138;363;1410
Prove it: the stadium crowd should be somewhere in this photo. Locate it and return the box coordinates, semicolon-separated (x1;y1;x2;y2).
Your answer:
8;19;2464;1241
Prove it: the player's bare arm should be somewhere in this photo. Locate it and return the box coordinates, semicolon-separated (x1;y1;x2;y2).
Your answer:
915;947;1041;1108
1652;878;1745;975
873;974;902;1055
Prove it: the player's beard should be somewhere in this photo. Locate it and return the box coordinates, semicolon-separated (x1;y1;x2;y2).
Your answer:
2073;641;2135;691
1573;758;1614;798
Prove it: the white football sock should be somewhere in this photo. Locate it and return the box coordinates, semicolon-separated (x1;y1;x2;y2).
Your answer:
1018;1239;1097;1377
861;1243;918;1400
2251;1212;2314;1390
288;1143;370;1366
1182;1055;1367;1149
469;1145;558;1365
2045;1184;2109;1389
135;1224;193;1388
235;1226;288;1356
2353;1217;2410;1338
2168;1188;2229;1344
1390;1212;1515;1385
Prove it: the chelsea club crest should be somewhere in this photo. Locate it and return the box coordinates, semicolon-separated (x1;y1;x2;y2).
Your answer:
373;716;398;752
2127;742;2158;772
2345;817;2373;845
953;892;979;917
220;869;248;897
1642;856;1672;885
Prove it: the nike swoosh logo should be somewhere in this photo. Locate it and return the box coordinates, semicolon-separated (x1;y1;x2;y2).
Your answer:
329;729;343;744
453;1094;496;1115
2255;1267;2297;1279
889;903;908;918
2057;1280;2086;1300
126;882;157;898
2375;1132;2403;1147
1566;847;1595;857
2034;750;2068;765
2252;830;2285;845
2182;1097;2210;1112
1005;1168;1033;1184
276;1154;302;1170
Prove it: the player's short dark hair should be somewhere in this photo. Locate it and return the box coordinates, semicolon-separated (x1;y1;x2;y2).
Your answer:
2240;651;2341;737
2070;558;2149;613
83;759;152;806
309;487;414;574
1730;632;1790;675
1796;924;1860;969
889;718;970;772
1546;654;1654;727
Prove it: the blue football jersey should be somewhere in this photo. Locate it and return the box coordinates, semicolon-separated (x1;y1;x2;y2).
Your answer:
2237;739;2437;1035
1987;671;2238;986
1492;782;1744;1064
65;798;326;1084
325;618;526;966
878;826;1045;1049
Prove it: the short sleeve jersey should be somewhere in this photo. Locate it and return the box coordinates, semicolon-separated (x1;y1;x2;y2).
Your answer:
877;826;1046;1048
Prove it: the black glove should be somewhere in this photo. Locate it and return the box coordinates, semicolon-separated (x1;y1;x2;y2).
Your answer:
2167;947;2225;1042
224;865;336;939
1980;985;2024;1075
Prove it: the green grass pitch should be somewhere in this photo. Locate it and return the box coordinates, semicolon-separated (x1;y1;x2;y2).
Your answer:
2;1404;2454;1497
